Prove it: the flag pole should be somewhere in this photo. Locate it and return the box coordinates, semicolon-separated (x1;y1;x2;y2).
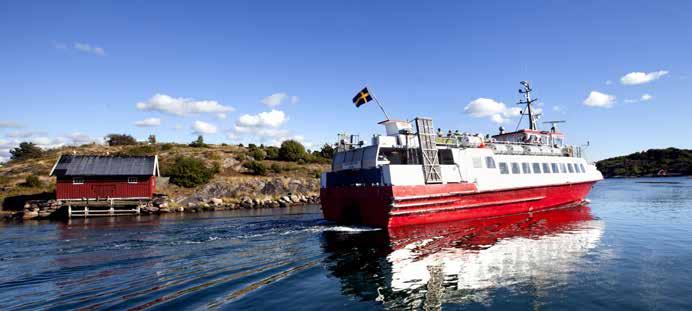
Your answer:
366;86;391;121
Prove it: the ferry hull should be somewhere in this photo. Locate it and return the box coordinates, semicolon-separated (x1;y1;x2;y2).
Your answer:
320;181;597;228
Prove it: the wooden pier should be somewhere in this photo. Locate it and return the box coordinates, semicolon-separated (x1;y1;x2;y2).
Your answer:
65;199;146;218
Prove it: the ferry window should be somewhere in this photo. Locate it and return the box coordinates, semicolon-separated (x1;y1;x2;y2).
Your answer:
560;163;567;173
580;164;586;172
128;177;138;184
472;156;483;168
333;152;345;165
499;162;509;174
344;150;354;162
73;177;84;185
511;162;521;174
439;149;455;165
577;163;584;173
542;163;550;173
485;157;497;169
567;163;575;173
532;163;541;173
551;163;559;173
355;148;365;162
522;162;531;174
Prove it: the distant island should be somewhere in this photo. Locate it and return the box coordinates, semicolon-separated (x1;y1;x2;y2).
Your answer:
596;148;692;178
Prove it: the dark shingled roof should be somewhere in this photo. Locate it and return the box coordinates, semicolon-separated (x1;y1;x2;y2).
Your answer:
50;155;158;177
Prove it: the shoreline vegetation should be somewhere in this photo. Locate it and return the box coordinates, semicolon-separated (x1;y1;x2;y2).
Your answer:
595;148;691;178
0;134;332;220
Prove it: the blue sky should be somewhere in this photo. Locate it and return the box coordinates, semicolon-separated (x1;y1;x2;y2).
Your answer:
1;0;691;161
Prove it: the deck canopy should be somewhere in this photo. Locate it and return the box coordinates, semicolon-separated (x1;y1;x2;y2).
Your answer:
49;155;160;177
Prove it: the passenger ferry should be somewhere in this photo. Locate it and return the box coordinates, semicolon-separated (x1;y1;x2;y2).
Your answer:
320;81;603;227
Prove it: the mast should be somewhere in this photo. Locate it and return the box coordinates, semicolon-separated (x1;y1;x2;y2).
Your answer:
518;81;539;130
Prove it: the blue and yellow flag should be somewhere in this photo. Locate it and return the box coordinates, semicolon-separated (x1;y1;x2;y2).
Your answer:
352;87;373;107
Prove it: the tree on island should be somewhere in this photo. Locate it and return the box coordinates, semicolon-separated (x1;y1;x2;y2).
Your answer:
279;140;306;161
189;135;208;148
105;134;137;146
147;134;157;144
10;142;44;161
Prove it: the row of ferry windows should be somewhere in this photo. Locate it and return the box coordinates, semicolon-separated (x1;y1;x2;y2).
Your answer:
474;157;586;175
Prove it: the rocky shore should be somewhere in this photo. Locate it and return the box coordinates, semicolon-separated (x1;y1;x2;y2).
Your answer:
4;194;320;221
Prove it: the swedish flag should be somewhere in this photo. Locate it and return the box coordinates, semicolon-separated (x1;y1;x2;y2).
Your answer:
352;87;373;107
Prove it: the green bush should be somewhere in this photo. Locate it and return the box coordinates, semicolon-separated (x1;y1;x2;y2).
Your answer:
160;143;175;151
320;144;335;159
243;161;268;176
264;146;279;160
106;134;137;146
10;142;44;161
22;175;42;188
189;135;208;148
249;148;267;161
165;157;217;188
270;163;283;173
279;140;306;161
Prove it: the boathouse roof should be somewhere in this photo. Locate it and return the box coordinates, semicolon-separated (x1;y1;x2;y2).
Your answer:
49;155;159;177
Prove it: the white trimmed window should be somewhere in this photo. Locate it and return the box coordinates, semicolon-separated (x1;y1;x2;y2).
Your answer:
485;157;497;169
522;162;531;174
72;177;84;185
511;163;521;174
532;163;541;174
128;177;138;184
499;162;509;174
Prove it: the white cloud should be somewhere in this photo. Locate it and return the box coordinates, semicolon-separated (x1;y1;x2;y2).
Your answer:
236;110;288;128
623;93;654;104
464;98;522;124
216;113;227;120
5;131;45;138
228;109;308;146
0;132;101;162
134;117;161;127
641;94;653;101
67;132;101;145
192;120;218;135
620;70;669;85
136;94;235;116
583;91;616;108
290;96;300;104
73;42;106;56
261;93;289;108
0;121;22;128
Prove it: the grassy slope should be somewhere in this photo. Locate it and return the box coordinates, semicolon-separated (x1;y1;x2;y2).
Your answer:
596;147;692;178
0;143;329;209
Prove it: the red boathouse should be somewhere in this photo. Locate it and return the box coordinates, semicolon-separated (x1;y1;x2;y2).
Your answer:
49;155;160;200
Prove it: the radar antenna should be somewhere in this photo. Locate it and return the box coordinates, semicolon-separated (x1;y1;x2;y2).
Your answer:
517;81;539;130
542;120;566;133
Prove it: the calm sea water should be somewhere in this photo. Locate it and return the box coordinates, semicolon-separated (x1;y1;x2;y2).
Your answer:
1;177;691;310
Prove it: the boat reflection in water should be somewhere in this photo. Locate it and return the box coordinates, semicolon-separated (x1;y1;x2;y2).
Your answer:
321;205;604;309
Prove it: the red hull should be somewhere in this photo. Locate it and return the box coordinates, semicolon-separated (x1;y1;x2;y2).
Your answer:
320;181;597;228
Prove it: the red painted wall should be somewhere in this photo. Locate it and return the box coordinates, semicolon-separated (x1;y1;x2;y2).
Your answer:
56;176;155;200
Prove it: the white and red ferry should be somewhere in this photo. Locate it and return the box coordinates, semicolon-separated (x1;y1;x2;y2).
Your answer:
320;81;603;228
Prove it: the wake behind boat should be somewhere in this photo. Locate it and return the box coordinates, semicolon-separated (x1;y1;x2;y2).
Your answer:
320;81;603;227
